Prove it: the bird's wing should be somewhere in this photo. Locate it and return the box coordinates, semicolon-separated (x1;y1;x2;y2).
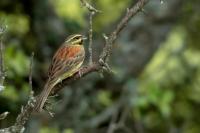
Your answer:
48;45;84;83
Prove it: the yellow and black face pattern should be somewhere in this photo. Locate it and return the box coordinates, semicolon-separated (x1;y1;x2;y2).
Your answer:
65;34;87;45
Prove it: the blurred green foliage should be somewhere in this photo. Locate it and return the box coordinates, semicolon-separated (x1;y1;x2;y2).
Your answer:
94;0;131;31
97;90;112;107
5;44;29;78
0;12;29;36
0;0;200;133
51;0;86;26
182;0;200;50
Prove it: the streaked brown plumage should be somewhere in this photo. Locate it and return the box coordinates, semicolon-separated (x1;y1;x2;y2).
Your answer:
34;34;86;112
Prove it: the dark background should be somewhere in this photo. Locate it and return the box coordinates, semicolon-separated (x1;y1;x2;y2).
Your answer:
0;0;200;133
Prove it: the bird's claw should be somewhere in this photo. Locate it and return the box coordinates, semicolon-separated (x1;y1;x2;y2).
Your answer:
58;78;62;84
43;101;54;117
99;59;113;73
78;68;83;77
46;107;55;117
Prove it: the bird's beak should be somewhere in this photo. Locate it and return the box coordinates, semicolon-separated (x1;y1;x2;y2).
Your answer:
82;36;87;40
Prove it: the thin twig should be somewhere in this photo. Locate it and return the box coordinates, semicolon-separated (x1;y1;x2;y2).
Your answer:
80;0;101;13
0;39;5;92
0;39;4;83
11;53;36;132
80;0;99;65
100;0;149;62
0;23;6;87
107;86;131;133
55;0;149;95
0;112;9;120
0;0;149;132
0;53;36;133
88;11;95;64
29;52;34;91
107;109;119;133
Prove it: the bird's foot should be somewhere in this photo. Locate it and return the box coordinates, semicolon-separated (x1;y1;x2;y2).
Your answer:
78;68;84;77
43;102;55;117
99;59;113;73
58;78;62;84
43;94;58;117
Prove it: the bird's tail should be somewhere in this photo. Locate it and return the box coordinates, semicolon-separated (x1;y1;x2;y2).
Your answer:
34;80;54;112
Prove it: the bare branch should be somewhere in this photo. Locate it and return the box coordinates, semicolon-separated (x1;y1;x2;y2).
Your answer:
0;112;9;120
88;11;95;64
0;40;5;92
51;63;101;95
0;39;4;84
11;53;37;132
14;99;35;130
0;97;35;133
84;101;122;128
0;23;7;90
107;108;119;133
80;0;101;13
29;52;34;91
80;0;99;65
0;0;149;132
54;0;149;94
100;0;149;62
0;99;35;133
0;53;36;133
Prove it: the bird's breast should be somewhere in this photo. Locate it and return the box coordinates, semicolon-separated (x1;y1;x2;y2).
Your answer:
55;45;84;59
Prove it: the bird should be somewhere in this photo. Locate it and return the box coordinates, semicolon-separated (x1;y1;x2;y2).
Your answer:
34;34;86;112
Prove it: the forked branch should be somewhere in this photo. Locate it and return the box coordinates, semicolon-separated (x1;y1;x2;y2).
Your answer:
55;0;149;94
0;0;149;132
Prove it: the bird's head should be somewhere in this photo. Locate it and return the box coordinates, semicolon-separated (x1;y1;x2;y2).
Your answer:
65;34;87;45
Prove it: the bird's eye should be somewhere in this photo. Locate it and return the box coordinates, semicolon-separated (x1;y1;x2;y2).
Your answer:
74;37;79;40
